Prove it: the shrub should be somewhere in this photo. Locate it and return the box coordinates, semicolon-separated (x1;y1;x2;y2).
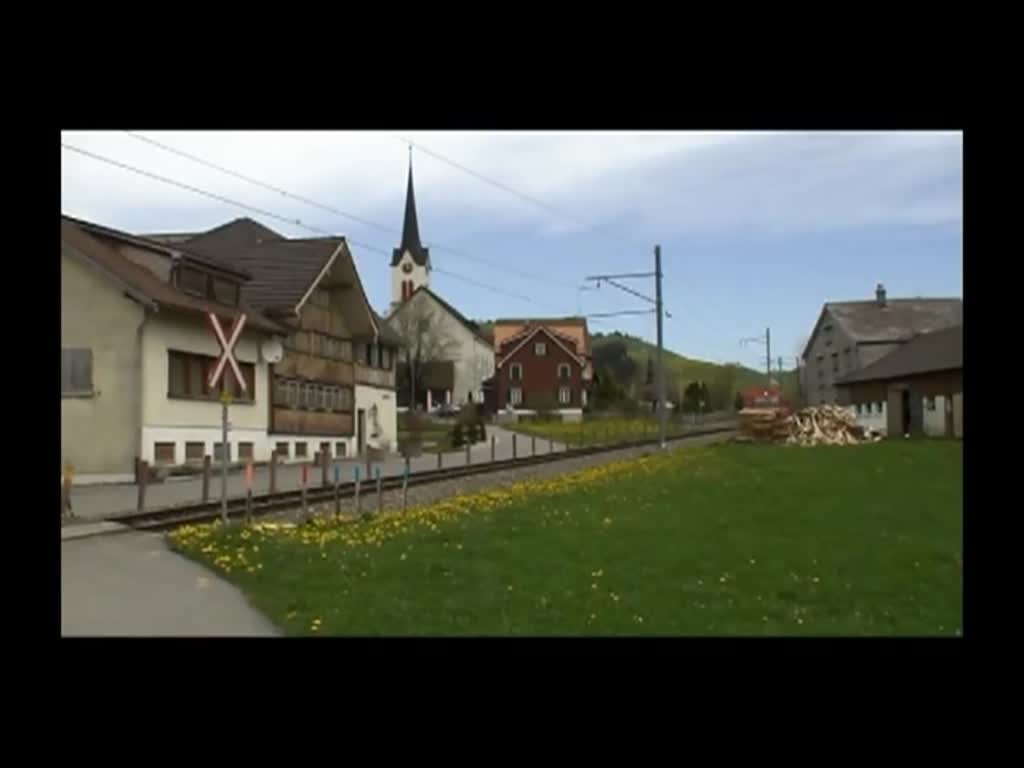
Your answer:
451;422;465;448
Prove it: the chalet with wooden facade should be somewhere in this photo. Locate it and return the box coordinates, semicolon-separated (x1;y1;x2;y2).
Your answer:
61;215;288;480
489;320;592;421
159;218;404;461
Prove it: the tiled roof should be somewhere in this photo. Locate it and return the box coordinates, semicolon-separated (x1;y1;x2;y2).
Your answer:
61;217;285;334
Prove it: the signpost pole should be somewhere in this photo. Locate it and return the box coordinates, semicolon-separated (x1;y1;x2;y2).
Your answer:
221;397;229;524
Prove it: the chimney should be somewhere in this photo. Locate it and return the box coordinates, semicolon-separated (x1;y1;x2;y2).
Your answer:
875;283;887;307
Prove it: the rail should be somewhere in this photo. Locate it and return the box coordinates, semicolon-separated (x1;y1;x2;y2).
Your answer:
109;422;737;531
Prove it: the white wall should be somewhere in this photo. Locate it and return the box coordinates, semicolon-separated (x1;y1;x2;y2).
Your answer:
851;403;888;435
386;289;495;406
923;395;948;437
267;434;357;463
139;312;273;464
391;251;430;310
356;384;398;452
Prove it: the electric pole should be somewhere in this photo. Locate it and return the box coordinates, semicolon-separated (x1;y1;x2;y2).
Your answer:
585;245;670;449
655;245;665;447
741;327;772;385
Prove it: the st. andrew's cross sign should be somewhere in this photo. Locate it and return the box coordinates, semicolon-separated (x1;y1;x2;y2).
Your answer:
207;312;248;394
209;311;247;524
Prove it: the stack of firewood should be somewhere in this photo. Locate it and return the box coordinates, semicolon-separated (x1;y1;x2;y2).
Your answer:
738;405;883;446
784;405;883;446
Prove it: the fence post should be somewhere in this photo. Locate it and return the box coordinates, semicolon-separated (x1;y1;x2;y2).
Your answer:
466;442;471;466
402;465;409;512
244;462;254;525
321;450;329;488
202;455;211;502
301;463;309;518
376;467;383;516
405;455;411;480
532;435;536;456
437;451;443;470
333;463;341;519
491;435;496;462
137;461;148;514
354;465;361;516
513;434;517;459
269;450;277;495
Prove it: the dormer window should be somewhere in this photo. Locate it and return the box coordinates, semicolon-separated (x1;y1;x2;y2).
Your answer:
535;342;547;357
180;266;208;297
176;264;241;307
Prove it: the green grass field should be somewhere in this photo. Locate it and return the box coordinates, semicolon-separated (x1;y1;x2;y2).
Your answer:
508;415;722;447
168;440;962;636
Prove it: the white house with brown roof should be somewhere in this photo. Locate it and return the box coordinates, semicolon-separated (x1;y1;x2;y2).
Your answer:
61;215;287;481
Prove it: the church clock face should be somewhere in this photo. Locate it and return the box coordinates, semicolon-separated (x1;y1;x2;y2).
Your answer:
402;262;413;274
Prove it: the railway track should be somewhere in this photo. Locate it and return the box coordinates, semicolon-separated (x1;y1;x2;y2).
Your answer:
109;424;736;532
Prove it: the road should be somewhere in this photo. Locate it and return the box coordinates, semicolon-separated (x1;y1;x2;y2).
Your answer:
61;530;279;636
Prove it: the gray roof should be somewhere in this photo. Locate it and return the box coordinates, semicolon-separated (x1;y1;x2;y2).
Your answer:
183;218;284;259
829;298;962;343
837;324;962;385
180;219;336;311
803;296;962;360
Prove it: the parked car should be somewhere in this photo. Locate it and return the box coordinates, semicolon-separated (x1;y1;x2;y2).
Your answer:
435;403;462;418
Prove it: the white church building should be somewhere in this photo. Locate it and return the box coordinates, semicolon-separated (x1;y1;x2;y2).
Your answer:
384;160;494;409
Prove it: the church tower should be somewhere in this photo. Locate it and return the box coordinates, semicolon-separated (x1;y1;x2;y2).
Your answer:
390;155;431;312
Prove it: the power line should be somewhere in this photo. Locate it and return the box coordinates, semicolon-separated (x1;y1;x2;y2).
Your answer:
62;141;596;323
123;131;398;235
62;142;338;239
122;131;581;292
398;135;649;250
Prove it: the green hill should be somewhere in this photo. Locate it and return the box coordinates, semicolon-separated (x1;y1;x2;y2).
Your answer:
475;322;800;409
591;331;799;409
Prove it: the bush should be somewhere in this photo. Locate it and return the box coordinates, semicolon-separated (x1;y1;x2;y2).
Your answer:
451;422;465;448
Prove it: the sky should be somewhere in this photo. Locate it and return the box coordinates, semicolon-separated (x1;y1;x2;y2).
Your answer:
60;130;962;370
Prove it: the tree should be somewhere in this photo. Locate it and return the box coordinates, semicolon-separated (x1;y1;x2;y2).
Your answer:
387;296;459;410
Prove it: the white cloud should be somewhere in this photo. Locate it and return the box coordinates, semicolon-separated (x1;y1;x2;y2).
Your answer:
61;130;962;244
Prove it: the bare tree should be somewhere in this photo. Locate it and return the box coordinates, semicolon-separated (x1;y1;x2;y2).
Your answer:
387;296;459;409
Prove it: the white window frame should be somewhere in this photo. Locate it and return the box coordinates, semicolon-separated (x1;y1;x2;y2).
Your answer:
559;386;571;405
510;387;523;405
286;381;299;408
535;342;547;357
510;363;523;381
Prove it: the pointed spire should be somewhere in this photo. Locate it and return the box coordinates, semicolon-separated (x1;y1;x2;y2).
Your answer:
391;151;431;268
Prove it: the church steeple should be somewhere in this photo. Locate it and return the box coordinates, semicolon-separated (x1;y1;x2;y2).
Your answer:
390;150;431;311
391;151;430;269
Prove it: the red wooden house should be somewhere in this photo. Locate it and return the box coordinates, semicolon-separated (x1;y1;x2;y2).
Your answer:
491;322;590;417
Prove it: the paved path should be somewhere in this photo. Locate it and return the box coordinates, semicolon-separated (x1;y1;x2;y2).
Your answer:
61;531;279;637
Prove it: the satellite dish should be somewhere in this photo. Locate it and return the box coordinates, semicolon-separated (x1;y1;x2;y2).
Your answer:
261;339;284;364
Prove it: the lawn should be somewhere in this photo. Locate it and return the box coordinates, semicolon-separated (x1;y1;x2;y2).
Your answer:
508;414;724;447
168;440;962;636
